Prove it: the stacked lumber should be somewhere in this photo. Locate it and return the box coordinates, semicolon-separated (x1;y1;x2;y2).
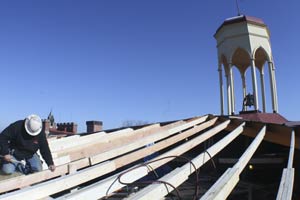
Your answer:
0;115;296;200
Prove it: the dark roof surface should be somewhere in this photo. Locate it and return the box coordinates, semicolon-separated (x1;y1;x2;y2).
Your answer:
238;112;288;124
215;15;266;35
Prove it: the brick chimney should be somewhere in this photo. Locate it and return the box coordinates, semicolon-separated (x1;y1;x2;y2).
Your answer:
43;119;50;136
56;122;78;134
86;121;103;133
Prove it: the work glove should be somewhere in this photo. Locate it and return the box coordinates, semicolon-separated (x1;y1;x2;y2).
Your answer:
48;164;56;172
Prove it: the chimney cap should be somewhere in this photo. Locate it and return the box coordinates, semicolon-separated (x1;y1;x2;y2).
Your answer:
86;121;103;125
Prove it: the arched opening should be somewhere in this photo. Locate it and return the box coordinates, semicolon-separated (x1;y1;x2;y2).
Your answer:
232;66;243;112
254;47;271;112
254;47;270;71
232;47;251;70
231;48;252;113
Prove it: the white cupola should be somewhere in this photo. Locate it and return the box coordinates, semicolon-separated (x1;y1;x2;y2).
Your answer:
214;15;278;115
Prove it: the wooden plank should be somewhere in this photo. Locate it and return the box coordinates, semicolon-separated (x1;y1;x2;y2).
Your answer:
48;135;80;146
0;164;70;193
200;168;239;200
62;167;150;200
0;117;214;199
89;116;209;165
0;117;206;196
287;131;295;168
276;168;294;200
42;155;71;170
57;117;222;199
55;124;162;160
201;126;266;200
114;117;219;168
276;131;295;200
126;122;245;200
0;120;183;194
62;121;241;200
50;130;127;152
48;135;81;151
0;117;200;195
233;126;266;174
0;161;117;200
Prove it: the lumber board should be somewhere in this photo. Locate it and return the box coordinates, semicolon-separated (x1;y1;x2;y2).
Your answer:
42;155;71;170
58;117;221;199
60;167;150;200
50;130;126;152
48;135;82;151
114;117;219;168
48;135;80;146
54;124;162;160
276;131;295;200
60;120;239;200
233;126;266;174
0;157;89;193
126;122;245;200
0;116;207;198
276;168;295;200
0;120;185;194
45;128;134;164
287;131;295;168
0;164;70;193
200;168;239;200
0;161;117;200
89;116;208;165
200;126;266;200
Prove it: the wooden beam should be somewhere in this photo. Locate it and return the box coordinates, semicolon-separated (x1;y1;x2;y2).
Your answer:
200;168;240;200
0;161;117;200
54;124;162;160
0;123;170;193
48;135;80;147
56;118;226;199
0;117;210;199
201;126;266;200
276;131;295;200
90;116;208;165
50;129;130;152
41;155;71;170
287;131;295;168
0;117;206;196
114;123;246;200
233;126;266;173
114;117;219;168
276;168;295;200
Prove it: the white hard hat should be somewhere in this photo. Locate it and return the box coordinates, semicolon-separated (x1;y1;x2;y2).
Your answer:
24;114;42;136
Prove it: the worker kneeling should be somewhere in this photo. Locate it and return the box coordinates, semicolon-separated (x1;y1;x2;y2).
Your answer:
0;114;55;175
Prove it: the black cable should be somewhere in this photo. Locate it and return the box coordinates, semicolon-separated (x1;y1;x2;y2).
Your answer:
103;152;217;199
116;155;198;200
204;150;217;171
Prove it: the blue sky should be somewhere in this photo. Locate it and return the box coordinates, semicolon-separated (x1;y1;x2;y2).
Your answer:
0;1;299;132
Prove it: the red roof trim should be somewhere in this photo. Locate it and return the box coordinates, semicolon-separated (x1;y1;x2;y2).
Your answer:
215;15;266;36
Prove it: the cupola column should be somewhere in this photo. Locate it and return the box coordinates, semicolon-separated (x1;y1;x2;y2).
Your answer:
218;64;225;115
260;70;266;112
229;63;235;114
268;61;278;112
241;73;247;111
226;73;232;115
251;59;259;110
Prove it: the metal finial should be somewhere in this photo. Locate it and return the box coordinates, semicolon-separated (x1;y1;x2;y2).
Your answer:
235;0;241;16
